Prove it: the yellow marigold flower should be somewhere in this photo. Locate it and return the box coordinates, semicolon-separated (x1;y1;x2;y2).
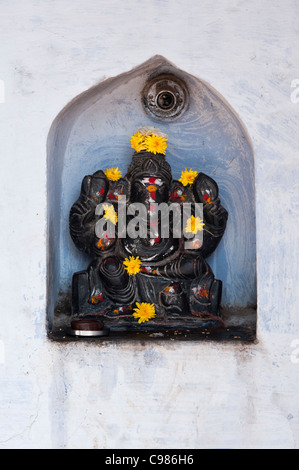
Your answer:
179;168;198;186
103;204;118;225
185;215;205;234
123;256;142;275
104;167;122;181
145;134;168;155
130;132;147;152
133;302;156;324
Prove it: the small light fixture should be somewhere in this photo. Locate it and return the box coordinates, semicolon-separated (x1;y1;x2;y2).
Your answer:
142;74;189;120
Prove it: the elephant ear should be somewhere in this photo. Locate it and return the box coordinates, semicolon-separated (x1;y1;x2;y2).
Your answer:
193;173;219;204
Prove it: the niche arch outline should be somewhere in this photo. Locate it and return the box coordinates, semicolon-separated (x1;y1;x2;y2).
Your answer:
47;55;257;339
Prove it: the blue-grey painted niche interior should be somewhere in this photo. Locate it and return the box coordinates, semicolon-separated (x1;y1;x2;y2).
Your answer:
47;55;257;331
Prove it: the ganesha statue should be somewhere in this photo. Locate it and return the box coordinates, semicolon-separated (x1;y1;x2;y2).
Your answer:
69;127;228;331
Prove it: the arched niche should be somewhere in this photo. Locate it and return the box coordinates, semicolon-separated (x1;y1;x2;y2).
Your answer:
47;55;256;336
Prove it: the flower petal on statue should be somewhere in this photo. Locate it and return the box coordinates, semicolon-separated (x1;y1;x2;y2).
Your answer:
185;215;205;234
123;256;142;275
179;168;198;186
103;204;118;225
145;134;167;155
130;132;147;152
104;167;122;181
132;302;156;323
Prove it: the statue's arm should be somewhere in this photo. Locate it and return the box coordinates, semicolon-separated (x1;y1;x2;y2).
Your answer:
193;173;228;258
201;199;228;257
69;170;113;257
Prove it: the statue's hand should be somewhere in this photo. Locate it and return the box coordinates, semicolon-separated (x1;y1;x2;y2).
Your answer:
203;200;228;228
69;170;109;256
80;170;108;204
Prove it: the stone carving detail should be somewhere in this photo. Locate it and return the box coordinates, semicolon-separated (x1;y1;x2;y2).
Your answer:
69;127;228;331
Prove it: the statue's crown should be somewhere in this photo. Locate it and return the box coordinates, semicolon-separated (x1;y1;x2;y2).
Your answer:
127;127;172;182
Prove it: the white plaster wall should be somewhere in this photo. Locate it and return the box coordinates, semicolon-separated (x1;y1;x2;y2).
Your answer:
0;0;298;449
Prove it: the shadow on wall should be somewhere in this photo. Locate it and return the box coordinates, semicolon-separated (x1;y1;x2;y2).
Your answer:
46;55;257;334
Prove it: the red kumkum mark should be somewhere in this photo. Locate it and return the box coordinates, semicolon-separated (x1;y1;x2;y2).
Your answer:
170;191;179;200
199;287;209;299
96;187;104;196
203;192;212;204
91;293;104;304
170;191;186;201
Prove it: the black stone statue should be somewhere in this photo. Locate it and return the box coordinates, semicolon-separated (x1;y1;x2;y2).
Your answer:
69;128;228;331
